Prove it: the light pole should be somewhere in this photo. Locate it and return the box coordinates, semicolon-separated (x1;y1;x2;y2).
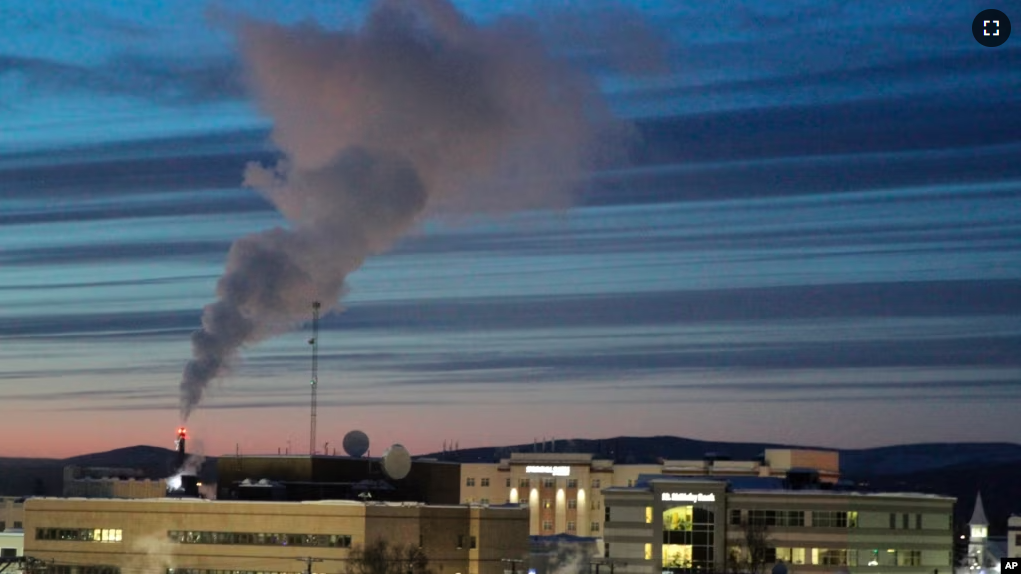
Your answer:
297;556;324;574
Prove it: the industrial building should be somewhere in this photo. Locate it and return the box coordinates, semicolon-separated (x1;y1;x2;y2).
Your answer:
216;454;461;504
24;497;528;574
601;474;955;574
458;449;840;537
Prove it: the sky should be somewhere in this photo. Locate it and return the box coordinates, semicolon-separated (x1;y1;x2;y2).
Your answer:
1;0;1019;459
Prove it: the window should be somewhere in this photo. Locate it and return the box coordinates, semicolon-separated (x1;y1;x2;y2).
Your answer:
591;522;600;532
776;548;807;565
605;507;611;522
646;506;653;524
470;535;477;549
645;543;652;560
1016;533;1021;545
902;513;909;529
519;478;530;488
1;549;16;558
466;477;475;487
506;478;511;487
605;543;610;558
592;479;601;488
567;521;576;532
627;479;635;487
457;534;464;549
591;500;601;510
480;498;490;505
889;513;896;529
542;521;553;531
567;479;578;488
729;509;741;525
543;477;555;488
480;478;489;487
543;498;552;509
0;522;4;531
897;550;922;566
568;499;577;509
12;522;21;529
916;513;922;529
812;511;849;528
36;528;123;543
818;549;848;566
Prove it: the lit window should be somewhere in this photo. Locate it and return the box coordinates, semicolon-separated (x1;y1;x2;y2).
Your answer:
646;507;652;524
543;499;552;509
645;543;652;560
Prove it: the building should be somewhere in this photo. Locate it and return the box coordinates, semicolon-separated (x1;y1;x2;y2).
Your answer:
0;528;24;573
601;475;955;574
1008;515;1020;558
459;450;840;538
961;492;1010;572
216;455;461;504
0;498;24;532
24;497;529;574
63;466;168;499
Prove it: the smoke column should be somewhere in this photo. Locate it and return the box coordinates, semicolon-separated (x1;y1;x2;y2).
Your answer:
179;0;631;418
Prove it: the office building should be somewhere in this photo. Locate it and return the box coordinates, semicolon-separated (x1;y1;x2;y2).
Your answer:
459;449;840;537
602;475;955;574
24;497;528;574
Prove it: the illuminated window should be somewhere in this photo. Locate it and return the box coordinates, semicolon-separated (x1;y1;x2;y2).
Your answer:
645;543;652;560
543;499;552;509
35;528;123;543
646;507;653;524
776;548;806;565
165;530;351;547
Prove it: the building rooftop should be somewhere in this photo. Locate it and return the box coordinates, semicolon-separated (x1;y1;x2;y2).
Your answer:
603;474;955;501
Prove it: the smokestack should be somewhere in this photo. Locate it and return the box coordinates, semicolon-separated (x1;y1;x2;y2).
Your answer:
175;0;632;418
175;427;187;469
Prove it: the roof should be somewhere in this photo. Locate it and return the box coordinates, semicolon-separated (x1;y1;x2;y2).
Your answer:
970;491;988;526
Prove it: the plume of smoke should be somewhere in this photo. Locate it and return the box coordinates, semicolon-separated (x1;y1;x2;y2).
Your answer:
166;453;207;490
125;532;178;573
179;0;633;418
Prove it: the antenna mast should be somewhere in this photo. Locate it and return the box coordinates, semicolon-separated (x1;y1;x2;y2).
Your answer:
309;301;321;455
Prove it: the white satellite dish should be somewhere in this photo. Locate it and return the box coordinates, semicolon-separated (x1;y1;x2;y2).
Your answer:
343;430;370;458
380;444;412;480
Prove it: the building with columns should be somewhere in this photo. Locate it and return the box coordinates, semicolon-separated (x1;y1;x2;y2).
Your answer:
459;449;840;538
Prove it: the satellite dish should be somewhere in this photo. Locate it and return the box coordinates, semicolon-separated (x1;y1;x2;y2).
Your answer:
381;444;412;480
343;430;370;458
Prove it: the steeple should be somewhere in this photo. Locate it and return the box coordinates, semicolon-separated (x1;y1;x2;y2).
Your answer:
970;491;988;526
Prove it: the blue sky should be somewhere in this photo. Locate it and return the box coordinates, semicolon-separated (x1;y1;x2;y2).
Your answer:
1;0;1019;458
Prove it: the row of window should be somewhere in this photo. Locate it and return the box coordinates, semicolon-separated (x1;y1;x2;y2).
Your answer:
540;498;580;509
166;531;352;548
0;521;22;531
728;547;929;567
538;521;601;532
465;478;603;488
36;528;123;542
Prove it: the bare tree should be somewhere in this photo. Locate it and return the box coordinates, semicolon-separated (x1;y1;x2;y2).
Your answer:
344;538;432;574
728;519;771;574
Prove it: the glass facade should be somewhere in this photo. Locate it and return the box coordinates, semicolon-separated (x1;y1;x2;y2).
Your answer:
166;531;351;547
662;503;716;573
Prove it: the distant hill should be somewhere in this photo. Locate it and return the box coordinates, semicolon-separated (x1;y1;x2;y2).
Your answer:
0;446;217;496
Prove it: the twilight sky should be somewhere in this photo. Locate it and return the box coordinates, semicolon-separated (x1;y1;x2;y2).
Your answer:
1;0;1019;459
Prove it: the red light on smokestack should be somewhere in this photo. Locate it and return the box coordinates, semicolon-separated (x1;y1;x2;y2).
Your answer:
177;427;187;439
